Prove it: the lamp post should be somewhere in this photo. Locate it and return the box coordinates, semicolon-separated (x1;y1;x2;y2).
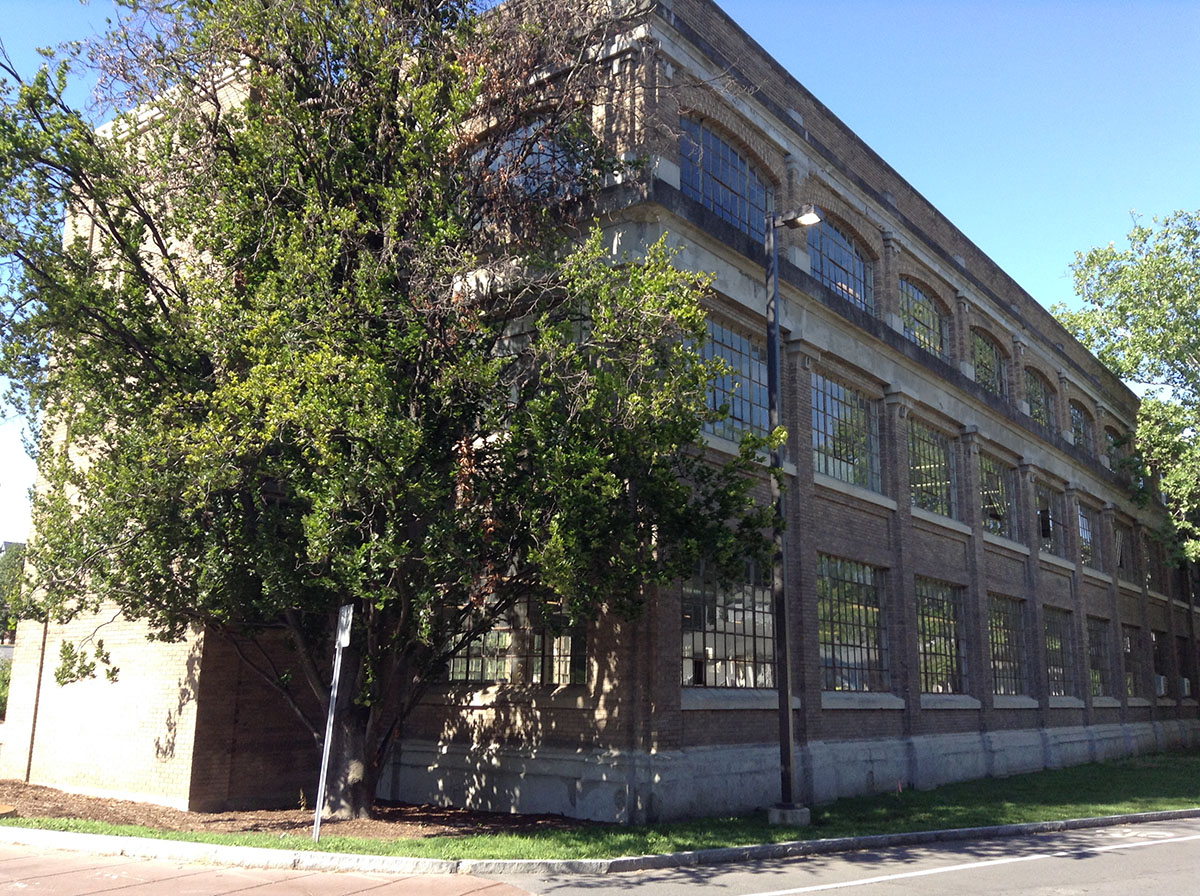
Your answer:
764;204;819;822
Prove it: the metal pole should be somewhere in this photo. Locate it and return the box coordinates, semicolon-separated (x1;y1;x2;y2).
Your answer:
766;214;798;808
314;603;354;842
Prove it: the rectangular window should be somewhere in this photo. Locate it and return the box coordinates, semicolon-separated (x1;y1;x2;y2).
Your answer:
1036;482;1066;557
1025;369;1055;427
1070;403;1095;456
1114;522;1137;583
909;419;957;518
812;373;881;492
818;555;888;692
1044;606;1075;698
916;577;965;694
449;601;585;686
1087;616;1113;697
1145;540;1168;594
979;453;1016;539
972;330;1008;399
1078;503;1103;570
989;594;1026;696
703;318;768;442
1122;624;1143;697
681;566;775;688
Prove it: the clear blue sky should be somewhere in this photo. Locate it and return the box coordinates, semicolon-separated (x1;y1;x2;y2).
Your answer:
2;0;1199;542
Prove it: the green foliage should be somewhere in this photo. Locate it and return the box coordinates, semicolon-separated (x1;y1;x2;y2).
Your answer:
0;0;772;813
1057;210;1200;558
0;544;24;631
0;658;10;720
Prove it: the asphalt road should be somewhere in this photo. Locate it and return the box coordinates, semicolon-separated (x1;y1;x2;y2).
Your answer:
492;817;1200;896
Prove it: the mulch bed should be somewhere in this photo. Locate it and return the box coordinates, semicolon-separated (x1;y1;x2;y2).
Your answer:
0;779;588;841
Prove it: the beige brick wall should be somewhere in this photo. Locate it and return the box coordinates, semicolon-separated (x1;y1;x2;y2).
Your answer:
1;608;202;809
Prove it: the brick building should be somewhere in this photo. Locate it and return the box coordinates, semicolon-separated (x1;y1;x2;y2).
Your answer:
3;0;1198;822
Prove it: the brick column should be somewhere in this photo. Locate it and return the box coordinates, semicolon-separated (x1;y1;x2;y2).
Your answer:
879;231;902;331
883;387;918;736
960;427;991;725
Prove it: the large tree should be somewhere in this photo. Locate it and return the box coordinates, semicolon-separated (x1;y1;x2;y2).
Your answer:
1056;210;1200;559
0;0;774;816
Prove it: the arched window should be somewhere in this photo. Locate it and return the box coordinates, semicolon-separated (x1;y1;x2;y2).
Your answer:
972;329;1008;399
1070;401;1095;456
1024;368;1055;427
679;118;773;242
899;278;949;360
807;213;875;315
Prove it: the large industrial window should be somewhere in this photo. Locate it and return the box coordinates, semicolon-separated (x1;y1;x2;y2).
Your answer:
1070;401;1095;456
703;318;769;441
1078;503;1103;571
680;118;772;242
916;577;965;694
1025;368;1055;427
818;555;888;692
1114;522;1137;582
1036;482;1066;557
1145;539;1168;594
1044;606;1076;698
899;278;949;360
681;566;775;688
972;330;1008;399
1122;624;1144;697
812;372;881;492
808;214;875;315
1087;616;1113;697
908;419;956;518
979;453;1017;539
988;594;1027;696
449;601;585;685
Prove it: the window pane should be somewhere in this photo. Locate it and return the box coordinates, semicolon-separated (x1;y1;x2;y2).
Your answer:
899;279;948;360
681;565;775;688
1044;606;1075;697
916;577;964;694
909;419;956;518
703;318;768;441
818;555;888;692
807;213;875;315
972;331;1008;399
1088;616;1113;697
1025;369;1055;426
989;594;1026;695
812;373;881;492
979;453;1016;539
680;118;772;241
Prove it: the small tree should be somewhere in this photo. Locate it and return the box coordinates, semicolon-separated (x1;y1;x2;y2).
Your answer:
1056;210;1200;558
0;0;774;816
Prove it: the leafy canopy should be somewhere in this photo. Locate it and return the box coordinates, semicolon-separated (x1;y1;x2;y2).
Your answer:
1056;210;1200;558
0;0;774;813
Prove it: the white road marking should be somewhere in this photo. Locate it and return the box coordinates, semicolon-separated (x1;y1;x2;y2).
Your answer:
740;832;1200;895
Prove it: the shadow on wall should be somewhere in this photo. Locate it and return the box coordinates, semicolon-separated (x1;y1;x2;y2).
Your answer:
155;638;203;761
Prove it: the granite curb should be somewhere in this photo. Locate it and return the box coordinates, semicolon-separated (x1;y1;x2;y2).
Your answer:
1;808;1199;876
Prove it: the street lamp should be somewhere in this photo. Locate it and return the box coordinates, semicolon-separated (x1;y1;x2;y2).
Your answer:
764;203;819;824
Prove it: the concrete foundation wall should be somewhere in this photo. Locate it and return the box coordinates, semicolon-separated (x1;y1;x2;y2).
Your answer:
382;720;1200;823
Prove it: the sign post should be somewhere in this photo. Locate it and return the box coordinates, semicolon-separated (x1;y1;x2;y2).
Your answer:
313;603;353;843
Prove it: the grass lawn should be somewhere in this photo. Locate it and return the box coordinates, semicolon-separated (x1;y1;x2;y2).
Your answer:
4;751;1200;860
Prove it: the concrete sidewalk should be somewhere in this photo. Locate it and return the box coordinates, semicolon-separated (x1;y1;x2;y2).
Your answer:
0;841;530;895
4;807;1200;881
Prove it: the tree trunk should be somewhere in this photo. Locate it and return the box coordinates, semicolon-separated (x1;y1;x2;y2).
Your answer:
321;705;379;819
